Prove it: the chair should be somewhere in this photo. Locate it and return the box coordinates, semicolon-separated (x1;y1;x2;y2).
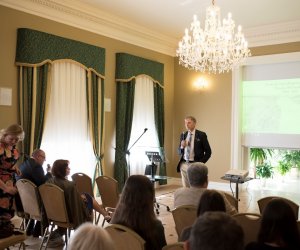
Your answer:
16;179;48;250
171;205;197;239
224;192;239;211
297;220;300;233
162;242;184;250
257;196;299;219
105;224;145;250
95;175;120;226
0;231;26;250
232;213;261;246
71;172;94;196
39;183;74;249
71;172;100;224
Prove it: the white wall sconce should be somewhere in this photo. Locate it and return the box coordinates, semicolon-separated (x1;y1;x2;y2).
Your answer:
193;77;208;90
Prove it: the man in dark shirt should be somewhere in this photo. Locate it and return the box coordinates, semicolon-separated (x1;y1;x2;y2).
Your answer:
17;149;51;186
16;149;52;237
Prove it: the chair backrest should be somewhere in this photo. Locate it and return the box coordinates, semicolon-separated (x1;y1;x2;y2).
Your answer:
162;242;184;250
257;196;299;219
71;172;94;197
0;231;26;249
232;213;261;246
171;205;197;238
16;179;42;221
224;192;238;211
297;220;300;234
105;224;145;250
95;175;119;209
39;183;71;227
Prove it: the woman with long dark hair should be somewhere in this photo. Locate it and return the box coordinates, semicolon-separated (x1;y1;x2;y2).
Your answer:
246;198;300;250
111;175;167;250
180;189;226;241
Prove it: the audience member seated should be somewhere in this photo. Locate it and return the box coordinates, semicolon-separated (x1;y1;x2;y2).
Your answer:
15;149;52;237
180;189;226;241
245;198;300;250
68;222;115;250
17;149;52;186
111;175;167;250
174;163;236;215
46;159;110;247
185;211;244;250
0;124;24;239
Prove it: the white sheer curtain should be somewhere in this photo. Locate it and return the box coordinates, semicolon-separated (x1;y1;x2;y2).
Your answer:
41;61;95;177
128;75;160;175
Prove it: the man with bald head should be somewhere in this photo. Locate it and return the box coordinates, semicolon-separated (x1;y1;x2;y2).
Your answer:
17;149;51;186
16;149;52;237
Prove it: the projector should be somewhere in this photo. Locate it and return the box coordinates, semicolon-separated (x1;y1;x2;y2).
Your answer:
225;169;249;180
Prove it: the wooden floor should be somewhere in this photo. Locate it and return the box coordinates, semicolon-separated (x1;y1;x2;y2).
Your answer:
10;171;300;249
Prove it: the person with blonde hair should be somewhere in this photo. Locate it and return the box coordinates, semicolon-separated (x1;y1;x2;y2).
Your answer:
68;222;115;250
0;124;24;238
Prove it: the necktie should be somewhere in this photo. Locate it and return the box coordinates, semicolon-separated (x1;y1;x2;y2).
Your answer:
186;132;192;162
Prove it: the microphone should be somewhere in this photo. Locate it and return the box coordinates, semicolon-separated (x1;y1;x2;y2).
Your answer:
144;128;148;132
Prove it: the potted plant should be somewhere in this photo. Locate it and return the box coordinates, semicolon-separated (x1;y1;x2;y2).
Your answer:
256;162;273;187
250;148;273;178
277;160;292;181
282;150;300;177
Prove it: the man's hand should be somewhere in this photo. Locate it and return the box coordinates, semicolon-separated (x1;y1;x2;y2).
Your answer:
13;165;22;176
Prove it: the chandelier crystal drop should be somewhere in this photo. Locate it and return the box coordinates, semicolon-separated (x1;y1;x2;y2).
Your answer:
176;0;251;74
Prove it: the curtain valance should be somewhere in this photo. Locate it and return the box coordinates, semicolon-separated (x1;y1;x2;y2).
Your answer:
115;53;164;85
16;28;105;75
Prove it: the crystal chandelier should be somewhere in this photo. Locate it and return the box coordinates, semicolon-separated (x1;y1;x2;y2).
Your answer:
176;0;251;74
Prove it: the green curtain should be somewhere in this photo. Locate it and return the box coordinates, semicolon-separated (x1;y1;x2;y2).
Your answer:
114;80;135;191
114;53;165;190
19;64;49;156
16;28;105;74
154;84;166;184
87;71;105;188
16;28;106;184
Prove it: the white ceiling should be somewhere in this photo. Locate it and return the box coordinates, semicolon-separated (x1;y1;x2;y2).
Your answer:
80;0;300;39
1;0;300;55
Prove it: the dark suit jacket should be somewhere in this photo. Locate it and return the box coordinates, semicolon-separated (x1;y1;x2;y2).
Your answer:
176;129;212;172
16;158;52;186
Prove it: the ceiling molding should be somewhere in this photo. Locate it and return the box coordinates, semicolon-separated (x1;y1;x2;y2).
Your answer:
1;0;299;56
245;21;300;47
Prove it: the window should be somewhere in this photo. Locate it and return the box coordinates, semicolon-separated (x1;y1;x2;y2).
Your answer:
41;61;95;176
128;75;160;174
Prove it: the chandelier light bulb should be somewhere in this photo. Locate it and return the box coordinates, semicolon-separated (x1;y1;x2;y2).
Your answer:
176;0;251;74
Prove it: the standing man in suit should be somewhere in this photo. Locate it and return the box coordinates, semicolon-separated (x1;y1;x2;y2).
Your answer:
177;116;211;187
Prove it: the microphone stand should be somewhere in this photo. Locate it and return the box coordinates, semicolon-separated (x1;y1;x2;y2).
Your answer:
126;128;148;176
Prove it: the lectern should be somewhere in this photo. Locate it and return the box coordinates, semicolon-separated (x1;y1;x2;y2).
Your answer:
145;151;170;214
